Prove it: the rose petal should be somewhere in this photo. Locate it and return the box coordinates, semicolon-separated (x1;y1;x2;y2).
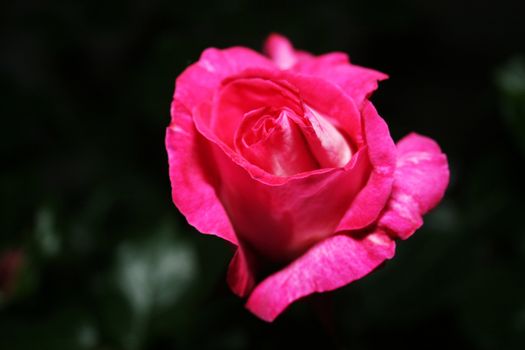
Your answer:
211;77;303;147
336;101;397;231
379;133;450;239
263;31;385;112
227;247;256;297
300;105;352;168
282;72;363;145
263;34;386;108
263;33;297;70
263;33;313;70
292;52;388;108
245;231;396;322
235;108;319;176
211;68;365;149
216;145;370;261
166;101;237;244
167;47;277;244
175;47;275;112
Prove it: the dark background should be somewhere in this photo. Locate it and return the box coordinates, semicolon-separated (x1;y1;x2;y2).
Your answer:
1;0;525;349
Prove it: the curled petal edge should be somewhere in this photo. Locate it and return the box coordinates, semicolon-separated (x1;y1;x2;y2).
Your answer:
166;101;238;245
245;231;395;322
378;133;450;240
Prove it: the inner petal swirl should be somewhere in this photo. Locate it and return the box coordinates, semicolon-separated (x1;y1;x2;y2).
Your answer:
234;103;352;177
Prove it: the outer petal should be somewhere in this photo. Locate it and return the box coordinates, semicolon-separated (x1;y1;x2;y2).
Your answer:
167;46;275;243
174;47;275;112
246;231;396;322
264;33;313;70
291;52;388;108
336;102;397;231
379;133;450;239
166;101;237;244
263;33;386;107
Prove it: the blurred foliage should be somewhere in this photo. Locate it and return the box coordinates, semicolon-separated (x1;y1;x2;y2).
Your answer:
496;57;525;155
1;0;524;349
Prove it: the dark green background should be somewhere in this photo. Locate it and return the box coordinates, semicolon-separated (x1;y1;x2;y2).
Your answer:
1;0;524;349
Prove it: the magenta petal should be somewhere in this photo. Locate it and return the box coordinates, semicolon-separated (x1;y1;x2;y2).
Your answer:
263;33;297;70
337;102;396;231
282;72;363;144
167;46;277;244
227;248;256;297
292;53;388;108
245;231;396;322
263;33;313;70
300;106;353;168
379;133;450;239
235;109;319;176
175;47;275;112
209;143;370;261
166;101;237;245
211;77;303;147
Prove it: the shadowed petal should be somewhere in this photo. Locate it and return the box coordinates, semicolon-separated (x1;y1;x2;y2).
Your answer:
227;248;256;297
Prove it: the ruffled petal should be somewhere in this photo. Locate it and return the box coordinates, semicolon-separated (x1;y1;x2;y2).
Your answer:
263;33;386;107
379;133;449;239
245;231;396;322
166;101;237;244
336;102;397;231
291;52;388;108
265;34;388;107
174;47;275;112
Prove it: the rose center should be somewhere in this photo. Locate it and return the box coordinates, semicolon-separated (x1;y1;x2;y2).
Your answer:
234;105;352;176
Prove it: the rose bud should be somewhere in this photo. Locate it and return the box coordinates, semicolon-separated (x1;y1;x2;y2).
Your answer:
166;34;449;322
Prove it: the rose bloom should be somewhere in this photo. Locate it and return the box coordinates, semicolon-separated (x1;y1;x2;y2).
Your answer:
166;34;449;321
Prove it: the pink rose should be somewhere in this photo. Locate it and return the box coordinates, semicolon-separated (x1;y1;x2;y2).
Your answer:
166;34;449;321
